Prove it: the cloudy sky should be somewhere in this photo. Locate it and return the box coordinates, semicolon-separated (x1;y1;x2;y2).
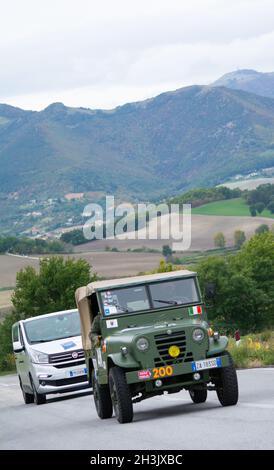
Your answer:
1;0;274;110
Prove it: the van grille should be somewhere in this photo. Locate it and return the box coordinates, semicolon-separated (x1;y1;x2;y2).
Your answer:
154;331;193;366
48;349;85;364
41;375;88;387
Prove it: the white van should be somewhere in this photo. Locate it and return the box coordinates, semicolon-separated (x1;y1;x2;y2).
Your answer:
12;309;90;405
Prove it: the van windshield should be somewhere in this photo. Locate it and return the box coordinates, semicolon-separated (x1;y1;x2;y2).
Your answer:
100;278;200;316
24;310;81;344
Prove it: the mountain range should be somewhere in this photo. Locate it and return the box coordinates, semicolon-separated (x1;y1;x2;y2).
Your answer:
1;70;274;207
212;69;274;99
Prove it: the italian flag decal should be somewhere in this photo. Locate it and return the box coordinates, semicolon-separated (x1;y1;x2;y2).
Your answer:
188;305;202;316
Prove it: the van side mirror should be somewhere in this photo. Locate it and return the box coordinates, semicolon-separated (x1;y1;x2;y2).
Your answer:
205;282;216;299
13;341;24;353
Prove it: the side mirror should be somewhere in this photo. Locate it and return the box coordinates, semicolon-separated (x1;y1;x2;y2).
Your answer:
205;282;216;299
13;341;24;353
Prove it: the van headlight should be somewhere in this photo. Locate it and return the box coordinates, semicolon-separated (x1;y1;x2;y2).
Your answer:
192;328;205;342
136;337;149;352
29;349;49;364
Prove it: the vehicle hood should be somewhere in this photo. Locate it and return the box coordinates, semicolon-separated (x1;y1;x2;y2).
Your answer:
28;335;83;354
106;318;208;344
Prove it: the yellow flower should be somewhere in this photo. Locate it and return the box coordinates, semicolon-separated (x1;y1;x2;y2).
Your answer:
254;342;261;351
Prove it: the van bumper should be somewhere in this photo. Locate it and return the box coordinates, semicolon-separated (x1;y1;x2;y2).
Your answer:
31;363;90;394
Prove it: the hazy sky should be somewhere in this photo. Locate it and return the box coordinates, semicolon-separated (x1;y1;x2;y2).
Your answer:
1;0;274;110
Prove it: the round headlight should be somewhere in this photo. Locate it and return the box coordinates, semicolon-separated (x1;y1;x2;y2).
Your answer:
192;328;205;342
136;337;149;352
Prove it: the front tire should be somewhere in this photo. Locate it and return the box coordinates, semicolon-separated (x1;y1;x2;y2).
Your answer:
216;352;238;406
109;367;133;423
92;371;113;419
30;376;46;405
189;388;207;403
19;377;34;404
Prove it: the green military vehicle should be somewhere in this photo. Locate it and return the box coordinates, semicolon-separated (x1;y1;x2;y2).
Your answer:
76;269;238;423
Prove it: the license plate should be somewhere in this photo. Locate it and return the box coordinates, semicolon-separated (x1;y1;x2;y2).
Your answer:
192;357;222;372
68;367;87;378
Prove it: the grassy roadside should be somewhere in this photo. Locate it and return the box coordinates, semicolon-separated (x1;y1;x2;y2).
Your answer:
0;369;16;376
228;331;274;368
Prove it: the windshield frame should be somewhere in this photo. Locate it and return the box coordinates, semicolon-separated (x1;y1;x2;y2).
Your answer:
98;276;201;318
23;310;81;345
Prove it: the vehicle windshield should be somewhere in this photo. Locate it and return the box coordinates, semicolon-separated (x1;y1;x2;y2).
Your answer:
23;310;81;344
100;278;199;316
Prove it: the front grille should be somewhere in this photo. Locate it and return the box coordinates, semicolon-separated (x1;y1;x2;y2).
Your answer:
48;349;85;364
53;359;86;369
154;330;194;366
41;375;88;387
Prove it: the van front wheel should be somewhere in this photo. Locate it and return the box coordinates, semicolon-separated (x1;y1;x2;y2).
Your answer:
30;376;46;405
109;367;133;423
19;377;34;404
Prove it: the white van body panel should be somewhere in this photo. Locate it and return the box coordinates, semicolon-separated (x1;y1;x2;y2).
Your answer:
12;309;90;399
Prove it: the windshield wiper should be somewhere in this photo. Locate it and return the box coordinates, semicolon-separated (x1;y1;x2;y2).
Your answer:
116;304;130;313
152;299;178;305
31;339;51;343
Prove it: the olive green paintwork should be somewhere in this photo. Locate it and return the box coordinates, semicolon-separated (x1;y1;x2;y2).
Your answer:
85;272;230;396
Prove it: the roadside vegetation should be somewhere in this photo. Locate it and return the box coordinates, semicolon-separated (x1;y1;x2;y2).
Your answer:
228;332;274;368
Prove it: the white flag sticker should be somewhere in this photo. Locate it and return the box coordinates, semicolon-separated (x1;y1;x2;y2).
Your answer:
106;319;118;328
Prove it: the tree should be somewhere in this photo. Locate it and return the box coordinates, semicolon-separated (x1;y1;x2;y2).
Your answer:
255;224;269;235
255;202;265;214
162;244;173;259
249;205;257;217
12;256;95;318
267;200;274;214
235;232;274;293
60;229;87;246
0;311;21;370
197;233;274;333
214;232;225;248
234;230;246;249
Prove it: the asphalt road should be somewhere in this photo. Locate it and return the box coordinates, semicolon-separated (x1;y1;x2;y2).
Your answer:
0;369;273;450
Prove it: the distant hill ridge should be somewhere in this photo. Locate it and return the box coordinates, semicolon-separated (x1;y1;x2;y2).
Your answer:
212;69;274;99
1;81;274;202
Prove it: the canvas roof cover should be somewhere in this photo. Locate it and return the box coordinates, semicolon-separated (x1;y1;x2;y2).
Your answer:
75;269;196;350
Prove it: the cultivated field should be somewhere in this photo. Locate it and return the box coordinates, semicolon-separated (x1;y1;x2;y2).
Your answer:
0;290;13;308
0;252;162;291
77;213;274;251
192;198;274;218
0;213;273;308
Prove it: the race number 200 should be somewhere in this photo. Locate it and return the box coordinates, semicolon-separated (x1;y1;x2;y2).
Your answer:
152;365;173;379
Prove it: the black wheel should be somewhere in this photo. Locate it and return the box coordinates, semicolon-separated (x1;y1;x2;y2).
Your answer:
19;377;34;404
189;388;207;403
92;371;113;419
30;376;46;405
216;352;238;406
109;367;133;424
